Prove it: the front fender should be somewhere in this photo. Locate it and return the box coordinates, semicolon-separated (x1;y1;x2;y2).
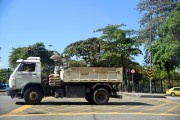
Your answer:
21;82;43;95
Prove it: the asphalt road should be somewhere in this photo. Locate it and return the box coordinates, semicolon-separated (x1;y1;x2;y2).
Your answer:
0;96;24;115
0;94;180;120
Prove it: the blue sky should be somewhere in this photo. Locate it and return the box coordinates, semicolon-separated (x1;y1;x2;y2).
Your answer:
0;0;144;68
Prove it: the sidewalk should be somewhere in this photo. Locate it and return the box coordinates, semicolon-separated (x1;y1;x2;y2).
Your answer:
121;92;166;98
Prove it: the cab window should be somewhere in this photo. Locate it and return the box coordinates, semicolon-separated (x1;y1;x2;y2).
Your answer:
18;63;36;72
174;88;180;91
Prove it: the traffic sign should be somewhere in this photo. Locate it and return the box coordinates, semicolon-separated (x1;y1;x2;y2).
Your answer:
148;68;153;78
131;69;135;74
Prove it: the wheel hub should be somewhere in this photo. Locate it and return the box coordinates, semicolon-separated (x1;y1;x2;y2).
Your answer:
97;92;106;101
30;92;38;100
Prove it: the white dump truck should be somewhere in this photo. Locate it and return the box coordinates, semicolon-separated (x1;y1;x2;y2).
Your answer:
7;56;123;105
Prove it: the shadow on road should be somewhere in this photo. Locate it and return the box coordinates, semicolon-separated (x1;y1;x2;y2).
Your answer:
16;101;153;106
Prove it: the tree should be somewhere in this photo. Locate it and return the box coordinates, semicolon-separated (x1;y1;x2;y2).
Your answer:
9;42;55;76
94;24;142;67
0;69;7;84
63;37;99;66
152;3;180;88
136;0;179;63
158;2;180;43
63;25;142;68
69;60;87;67
9;47;27;68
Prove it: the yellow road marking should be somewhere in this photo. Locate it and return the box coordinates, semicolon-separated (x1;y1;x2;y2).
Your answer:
5;105;32;115
164;105;180;113
144;103;168;111
2;97;52;116
124;99;160;110
158;100;180;105
2;111;180;117
1;97;180;117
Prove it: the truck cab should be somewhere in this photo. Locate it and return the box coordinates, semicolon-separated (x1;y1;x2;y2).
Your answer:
8;57;42;98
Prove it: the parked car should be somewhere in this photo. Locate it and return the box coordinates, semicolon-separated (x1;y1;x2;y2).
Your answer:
0;84;9;90
166;87;180;96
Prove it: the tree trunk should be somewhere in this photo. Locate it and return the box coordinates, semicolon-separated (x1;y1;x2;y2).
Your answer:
167;71;171;89
160;79;163;93
153;80;156;93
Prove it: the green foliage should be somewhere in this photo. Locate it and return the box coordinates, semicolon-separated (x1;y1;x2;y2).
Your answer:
9;47;27;68
63;37;98;66
63;25;142;67
136;0;179;63
0;69;7;84
158;3;180;42
69;60;87;67
136;0;177;30
8;42;55;76
95;24;142;67
152;3;180;88
30;42;55;68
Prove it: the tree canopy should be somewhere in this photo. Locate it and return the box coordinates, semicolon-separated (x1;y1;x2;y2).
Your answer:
152;3;180;88
136;0;179;63
63;37;98;66
63;24;142;67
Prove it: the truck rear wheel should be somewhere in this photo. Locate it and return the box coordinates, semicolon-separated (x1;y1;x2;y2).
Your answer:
24;87;43;105
93;88;109;105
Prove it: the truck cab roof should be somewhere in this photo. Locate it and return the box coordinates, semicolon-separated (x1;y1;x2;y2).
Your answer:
16;57;41;63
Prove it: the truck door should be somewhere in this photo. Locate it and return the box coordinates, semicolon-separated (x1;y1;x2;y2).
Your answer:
15;63;39;89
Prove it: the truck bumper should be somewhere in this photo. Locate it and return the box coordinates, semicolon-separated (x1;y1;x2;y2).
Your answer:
7;88;21;98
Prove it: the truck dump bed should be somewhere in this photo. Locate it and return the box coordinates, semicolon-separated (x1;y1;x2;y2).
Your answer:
63;67;123;83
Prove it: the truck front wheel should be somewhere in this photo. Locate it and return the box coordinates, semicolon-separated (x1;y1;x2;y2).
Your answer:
93;88;109;105
24;87;43;105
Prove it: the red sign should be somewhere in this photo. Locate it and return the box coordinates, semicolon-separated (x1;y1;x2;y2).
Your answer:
131;69;135;74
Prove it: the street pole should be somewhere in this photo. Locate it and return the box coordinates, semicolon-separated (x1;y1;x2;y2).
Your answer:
131;69;135;93
149;16;152;94
132;73;134;93
150;77;152;93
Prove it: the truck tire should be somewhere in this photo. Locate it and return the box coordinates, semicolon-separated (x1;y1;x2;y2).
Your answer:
93;88;109;105
24;87;43;105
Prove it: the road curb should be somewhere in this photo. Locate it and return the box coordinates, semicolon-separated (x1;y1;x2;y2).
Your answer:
123;93;166;98
0;91;7;96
